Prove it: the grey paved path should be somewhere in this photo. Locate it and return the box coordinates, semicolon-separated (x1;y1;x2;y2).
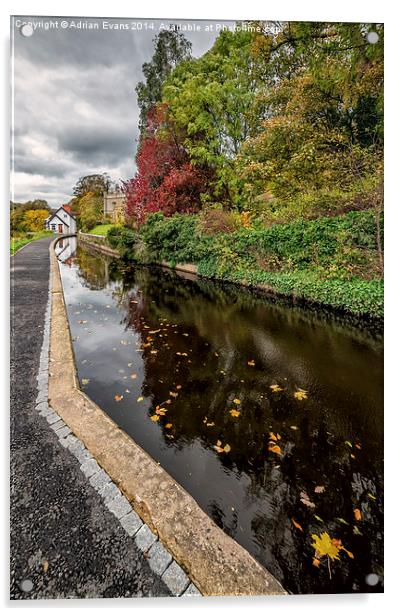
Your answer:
10;238;171;599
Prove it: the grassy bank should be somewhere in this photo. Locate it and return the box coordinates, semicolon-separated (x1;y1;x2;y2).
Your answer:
87;224;121;236
10;231;53;255
106;210;384;319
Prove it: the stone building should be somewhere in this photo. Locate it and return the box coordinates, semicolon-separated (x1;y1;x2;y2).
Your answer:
103;188;126;224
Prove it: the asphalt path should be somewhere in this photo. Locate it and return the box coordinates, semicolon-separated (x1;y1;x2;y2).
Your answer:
10;237;170;599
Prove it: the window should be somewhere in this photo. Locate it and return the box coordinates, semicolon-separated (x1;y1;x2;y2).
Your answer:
51;224;56;230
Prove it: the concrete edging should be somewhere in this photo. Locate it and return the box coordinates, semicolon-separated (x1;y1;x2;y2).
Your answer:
47;238;286;597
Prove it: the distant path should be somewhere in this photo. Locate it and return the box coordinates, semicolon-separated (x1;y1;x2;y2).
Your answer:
10;237;170;599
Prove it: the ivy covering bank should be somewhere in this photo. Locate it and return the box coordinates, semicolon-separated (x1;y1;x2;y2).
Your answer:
106;209;383;319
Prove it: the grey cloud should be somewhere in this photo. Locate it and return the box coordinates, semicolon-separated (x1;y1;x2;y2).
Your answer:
11;15;225;206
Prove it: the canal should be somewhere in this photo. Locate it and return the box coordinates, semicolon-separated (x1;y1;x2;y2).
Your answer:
56;238;383;595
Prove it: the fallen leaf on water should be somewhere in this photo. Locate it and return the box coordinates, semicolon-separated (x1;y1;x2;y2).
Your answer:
294;389;308;400
114;395;123;402
166;434;174;439
291;518;303;532
300;491;315;508
233;398;241;405
353;526;362;535
269;432;281;441
247;360;255;367
290;425;298;430
150;414;160;422
367;493;376;501
336;517;349;525
229;410;241;418
169;391;178;398
130;374;137;379
311;532;340;561
81;378;90;385
176;385;182;390
314;486;325;494
268;444;282;455
206;422;215;427
314;515;324;523
345;440;352;448
155;408;167;416
137;396;144;402
216;440;222;446
224;444;231;453
165;423;173;429
355;443;362;450
43;560;49;573
353;508;362;521
270;384;283;393
312;558;321;568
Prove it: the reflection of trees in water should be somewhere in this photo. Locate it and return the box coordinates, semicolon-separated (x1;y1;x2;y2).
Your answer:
77;252;382;593
116;270;382;592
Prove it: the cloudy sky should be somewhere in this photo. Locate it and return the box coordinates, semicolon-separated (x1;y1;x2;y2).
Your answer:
11;16;232;207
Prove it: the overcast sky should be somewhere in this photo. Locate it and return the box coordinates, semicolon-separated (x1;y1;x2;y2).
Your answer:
11;16;232;207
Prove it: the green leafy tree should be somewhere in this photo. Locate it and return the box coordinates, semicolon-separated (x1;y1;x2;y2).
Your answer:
78;192;103;232
136;29;192;140
73;174;111;200
163;29;265;206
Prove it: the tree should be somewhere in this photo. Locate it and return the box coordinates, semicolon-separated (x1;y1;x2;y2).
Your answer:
123;105;210;226
136;29;192;140
22;209;49;232
78;192;103;232
73;174;111;200
163;29;266;207
235;21;384;214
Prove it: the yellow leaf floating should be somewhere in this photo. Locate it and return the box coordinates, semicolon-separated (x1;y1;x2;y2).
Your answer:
294;388;308;400
311;532;341;561
247;360;255;367
270;384;283;393
229;410;241;418
114;395;123;402
150;414;160;422
353;508;362;521
137;396;144;402
268;444;282;455
165;423;173;429
233;398;241;405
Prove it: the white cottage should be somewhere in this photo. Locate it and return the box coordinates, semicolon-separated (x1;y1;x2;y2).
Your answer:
45;205;77;234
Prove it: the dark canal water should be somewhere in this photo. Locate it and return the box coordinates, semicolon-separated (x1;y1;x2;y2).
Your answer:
57;239;384;595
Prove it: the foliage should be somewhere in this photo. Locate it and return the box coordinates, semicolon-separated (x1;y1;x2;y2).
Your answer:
78;192;103;232
110;209;383;317
22;209;49;232
136;29;192;139
10;200;51;232
163;29;265;205
73;173;111;200
122;106;210;226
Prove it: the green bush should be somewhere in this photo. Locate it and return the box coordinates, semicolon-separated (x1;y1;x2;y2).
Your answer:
108;209;383;318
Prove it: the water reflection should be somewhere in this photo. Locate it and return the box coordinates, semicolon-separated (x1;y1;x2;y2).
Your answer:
58;242;383;595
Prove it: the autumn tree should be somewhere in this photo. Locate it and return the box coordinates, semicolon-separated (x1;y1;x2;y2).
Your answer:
236;22;384;216
21;209;49;232
78;191;103;232
123;105;210;226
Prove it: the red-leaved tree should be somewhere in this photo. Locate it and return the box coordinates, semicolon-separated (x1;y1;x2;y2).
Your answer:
123;105;210;226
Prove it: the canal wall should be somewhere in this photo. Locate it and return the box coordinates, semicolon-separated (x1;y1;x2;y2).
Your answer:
47;238;286;597
78;231;121;258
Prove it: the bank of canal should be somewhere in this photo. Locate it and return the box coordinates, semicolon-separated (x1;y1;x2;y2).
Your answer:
57;238;384;595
